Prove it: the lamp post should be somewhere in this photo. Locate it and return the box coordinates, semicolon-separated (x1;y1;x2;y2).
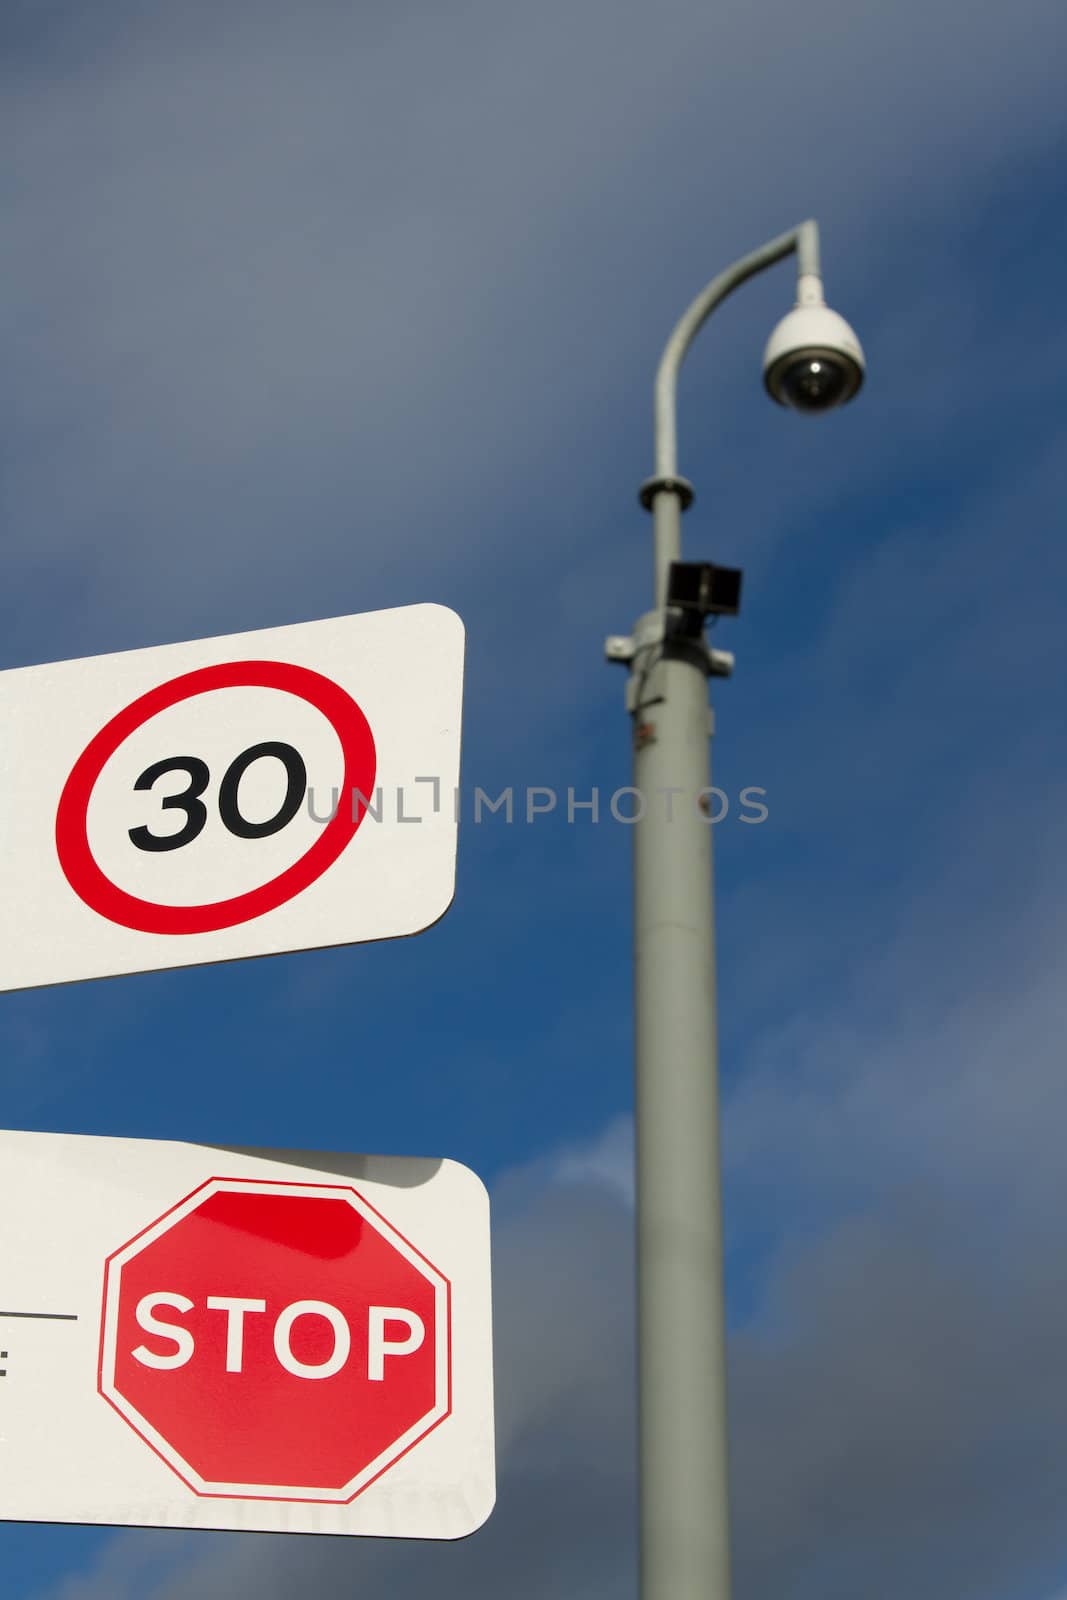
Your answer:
606;219;864;1600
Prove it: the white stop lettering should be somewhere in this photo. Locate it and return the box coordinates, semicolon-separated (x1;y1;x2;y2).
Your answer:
131;1292;425;1380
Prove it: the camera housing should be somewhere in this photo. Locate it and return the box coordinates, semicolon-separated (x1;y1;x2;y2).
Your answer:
763;301;865;413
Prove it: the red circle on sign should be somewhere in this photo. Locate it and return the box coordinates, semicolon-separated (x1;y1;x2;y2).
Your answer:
55;660;376;935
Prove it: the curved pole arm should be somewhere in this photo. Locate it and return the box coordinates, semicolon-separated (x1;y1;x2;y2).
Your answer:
651;219;820;481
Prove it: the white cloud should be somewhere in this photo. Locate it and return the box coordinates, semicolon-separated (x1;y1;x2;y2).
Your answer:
548;1113;635;1206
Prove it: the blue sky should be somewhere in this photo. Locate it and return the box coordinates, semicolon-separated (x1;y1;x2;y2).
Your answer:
3;0;1067;1595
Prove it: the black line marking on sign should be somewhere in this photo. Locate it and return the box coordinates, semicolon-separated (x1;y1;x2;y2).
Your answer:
0;1349;7;1376
0;1311;79;1320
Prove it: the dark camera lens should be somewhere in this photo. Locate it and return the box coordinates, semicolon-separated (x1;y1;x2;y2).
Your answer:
767;349;861;412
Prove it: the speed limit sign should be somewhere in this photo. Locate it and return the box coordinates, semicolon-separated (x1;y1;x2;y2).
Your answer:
0;604;464;992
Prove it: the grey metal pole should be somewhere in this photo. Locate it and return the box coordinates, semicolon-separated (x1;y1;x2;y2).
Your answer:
631;520;729;1597
616;221;821;1600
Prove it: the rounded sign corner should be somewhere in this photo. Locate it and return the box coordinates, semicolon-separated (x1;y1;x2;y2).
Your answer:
413;602;466;644
438;1158;492;1218
447;1480;497;1541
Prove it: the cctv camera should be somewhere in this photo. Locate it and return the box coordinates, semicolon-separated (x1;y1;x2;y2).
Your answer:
763;301;864;413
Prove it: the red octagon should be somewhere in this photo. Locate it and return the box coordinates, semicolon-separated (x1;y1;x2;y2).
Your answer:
98;1178;451;1502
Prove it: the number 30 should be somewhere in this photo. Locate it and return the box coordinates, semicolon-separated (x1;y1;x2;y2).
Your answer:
129;742;307;853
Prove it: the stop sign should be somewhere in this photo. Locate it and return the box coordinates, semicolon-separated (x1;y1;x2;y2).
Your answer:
98;1177;450;1501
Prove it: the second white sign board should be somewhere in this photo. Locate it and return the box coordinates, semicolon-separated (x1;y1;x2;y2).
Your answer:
0;603;464;992
0;1128;494;1538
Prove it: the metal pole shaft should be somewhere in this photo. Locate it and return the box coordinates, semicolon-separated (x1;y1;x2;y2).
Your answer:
632;486;730;1599
625;222;820;1598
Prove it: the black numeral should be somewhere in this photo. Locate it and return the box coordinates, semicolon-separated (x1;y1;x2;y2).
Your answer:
129;757;210;852
217;741;307;840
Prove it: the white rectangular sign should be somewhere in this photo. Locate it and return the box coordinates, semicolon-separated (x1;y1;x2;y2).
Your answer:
0;1128;494;1539
0;603;464;992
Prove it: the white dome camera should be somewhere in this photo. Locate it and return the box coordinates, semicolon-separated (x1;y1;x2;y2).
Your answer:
763;283;865;413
